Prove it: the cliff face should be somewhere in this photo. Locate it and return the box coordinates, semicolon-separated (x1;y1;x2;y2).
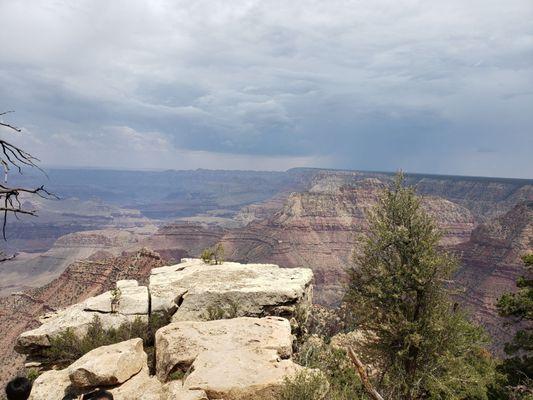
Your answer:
0;227;156;296
452;201;533;351
287;170;532;222
153;177;475;305
0;196;152;254
0;249;167;388
146;176;531;348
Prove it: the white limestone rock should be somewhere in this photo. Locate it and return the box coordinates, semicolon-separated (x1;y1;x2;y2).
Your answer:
156;316;304;399
17;305;134;351
116;279;139;289
16;302;147;355
108;366;163;400
162;381;208;400
68;338;146;388
149;258;313;322
84;283;149;315
28;369;72;400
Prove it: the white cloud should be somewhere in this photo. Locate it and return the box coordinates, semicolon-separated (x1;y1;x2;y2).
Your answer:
0;0;532;176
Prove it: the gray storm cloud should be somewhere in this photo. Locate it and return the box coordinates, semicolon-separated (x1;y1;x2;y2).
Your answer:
0;0;532;177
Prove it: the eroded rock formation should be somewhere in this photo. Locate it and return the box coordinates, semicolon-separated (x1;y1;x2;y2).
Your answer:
156;317;303;398
453;201;533;351
16;259;316;399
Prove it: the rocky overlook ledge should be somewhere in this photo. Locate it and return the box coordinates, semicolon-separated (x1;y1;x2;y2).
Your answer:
15;259;315;400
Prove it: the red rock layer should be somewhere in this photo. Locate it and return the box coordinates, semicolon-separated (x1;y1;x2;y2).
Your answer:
453;201;533;352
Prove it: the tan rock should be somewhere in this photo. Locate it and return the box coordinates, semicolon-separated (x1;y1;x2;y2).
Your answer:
162;381;208;400
68;338;146;388
16;303;145;354
28;369;73;400
149;258;313;322
156;317;302;399
116;279;139;289
109;366;163;400
84;282;149;315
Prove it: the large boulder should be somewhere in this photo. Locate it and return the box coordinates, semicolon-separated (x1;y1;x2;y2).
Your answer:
156;316;304;399
149;258;313;322
28;340;160;400
68;338;146;387
28;369;73;400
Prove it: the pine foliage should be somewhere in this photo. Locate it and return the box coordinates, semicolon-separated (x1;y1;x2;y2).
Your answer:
345;173;497;400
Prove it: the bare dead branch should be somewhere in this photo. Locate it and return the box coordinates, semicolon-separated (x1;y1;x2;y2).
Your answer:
347;346;385;400
0;111;57;246
0;111;22;132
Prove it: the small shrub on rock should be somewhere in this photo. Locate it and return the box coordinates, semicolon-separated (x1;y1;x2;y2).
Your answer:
279;369;329;400
200;244;225;265
292;337;366;400
200;248;214;264
43;312;173;372
205;299;240;320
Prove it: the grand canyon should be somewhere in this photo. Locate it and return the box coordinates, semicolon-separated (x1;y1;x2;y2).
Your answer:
0;167;531;388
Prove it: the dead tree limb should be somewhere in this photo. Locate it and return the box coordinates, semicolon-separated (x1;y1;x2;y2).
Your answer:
347;346;385;400
0;111;57;247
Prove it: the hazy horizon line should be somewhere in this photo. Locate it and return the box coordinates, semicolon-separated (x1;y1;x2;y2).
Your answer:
39;164;533;182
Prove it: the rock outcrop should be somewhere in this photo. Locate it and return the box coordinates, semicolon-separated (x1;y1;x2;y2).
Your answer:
16;281;148;356
17;260;316;399
149;258;313;321
27;317;306;400
84;280;149;315
16;259;313;363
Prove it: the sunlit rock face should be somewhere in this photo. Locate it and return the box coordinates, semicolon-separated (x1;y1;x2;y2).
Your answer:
17;259;318;400
156;317;308;399
149;258;313;322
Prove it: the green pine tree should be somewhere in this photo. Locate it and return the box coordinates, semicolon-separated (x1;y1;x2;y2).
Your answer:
494;253;532;398
345;172;497;400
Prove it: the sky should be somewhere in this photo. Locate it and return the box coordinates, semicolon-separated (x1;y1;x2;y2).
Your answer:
0;0;532;178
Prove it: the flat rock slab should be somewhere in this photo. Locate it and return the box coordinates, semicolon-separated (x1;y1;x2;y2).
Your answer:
84;284;149;315
68;338;146;387
149;258;313;321
156;317;302;399
16;279;149;355
16;301;146;355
